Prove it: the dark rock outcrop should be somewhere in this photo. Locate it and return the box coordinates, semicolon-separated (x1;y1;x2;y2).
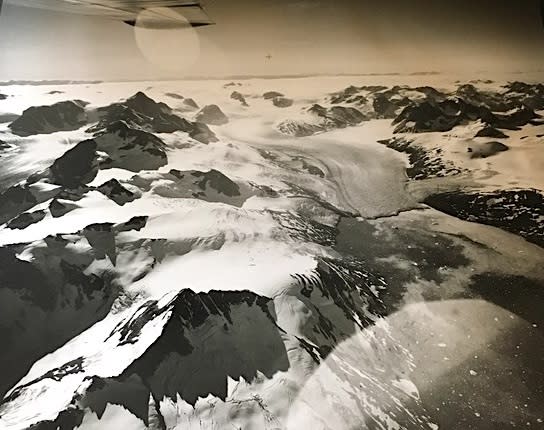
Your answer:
230;91;248;107
191;169;241;197
9;100;88;136
393;99;464;133
309;104;366;127
0;139;10;150
0;251;393;429
114;216;148;233
392;97;539;134
0;113;20;123
475;126;508;139
164;93;184;100
187;121;218;143
455;84;514;112
272;97;294;108
7;210;46;229
93;121;168;172
97;179;137;206
49;140;99;188
0;185;38;225
0;235;119;398
330;85;368;105
424;189;544;248
89;92;214;144
503;82;544;111
373;93;401;119
195;105;229;126
392;83;541;134
90;92;193;134
378;138;462;180
277;120;325;137
263;91;284;100
278;103;366;137
49;198;79;218
467;141;509;159
183;98;199;110
128;168;250;206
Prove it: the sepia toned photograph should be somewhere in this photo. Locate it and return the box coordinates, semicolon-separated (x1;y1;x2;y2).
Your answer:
0;1;543;429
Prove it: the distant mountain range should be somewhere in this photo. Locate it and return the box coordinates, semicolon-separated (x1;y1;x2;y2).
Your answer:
0;80;103;87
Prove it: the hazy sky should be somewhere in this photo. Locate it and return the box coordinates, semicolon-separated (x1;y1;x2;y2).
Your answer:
0;0;543;80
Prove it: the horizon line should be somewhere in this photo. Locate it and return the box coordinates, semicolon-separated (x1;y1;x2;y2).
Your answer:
1;69;543;86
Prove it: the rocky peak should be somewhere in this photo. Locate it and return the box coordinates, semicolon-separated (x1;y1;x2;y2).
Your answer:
9;100;88;136
195;104;229;126
49;139;99;188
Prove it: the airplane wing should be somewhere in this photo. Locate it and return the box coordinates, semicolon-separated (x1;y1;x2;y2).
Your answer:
3;0;214;28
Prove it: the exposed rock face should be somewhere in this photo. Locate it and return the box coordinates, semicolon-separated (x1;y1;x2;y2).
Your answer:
115;216;148;232
97;179;137;206
195;104;229;126
330;85;445;117
309;104;366;127
230;91;248;107
378;138;462;180
49;198;79;218
277;119;325;137
187;121;219;143
8;100;88;136
0;93;7;100
0;233;120;398
300;82;544;137
0;251;406;430
93;121;168;172
424;189;544;247
467;141;509;159
392;98;539;134
90;92;193;134
330;85;369;105
6;210;46;229
49;140;99;188
191;169;241;197
0;113;20;123
2;80;544;430
503;81;544;110
263;91;284;100
0;138;103;224
116;289;288;404
183;98;199;110
164;92;184;100
390;82;542;134
128;169;252;207
278;103;367;136
272;96;294;108
372;93;401;118
475;125;508;139
0;213;149;400
86;92;216;144
455;83;514;112
393;99;471;133
0;185;38;225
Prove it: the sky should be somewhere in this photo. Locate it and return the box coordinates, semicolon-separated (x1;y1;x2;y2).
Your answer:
0;0;543;81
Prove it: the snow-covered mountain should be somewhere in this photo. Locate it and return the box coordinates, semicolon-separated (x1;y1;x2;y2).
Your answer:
0;76;543;429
